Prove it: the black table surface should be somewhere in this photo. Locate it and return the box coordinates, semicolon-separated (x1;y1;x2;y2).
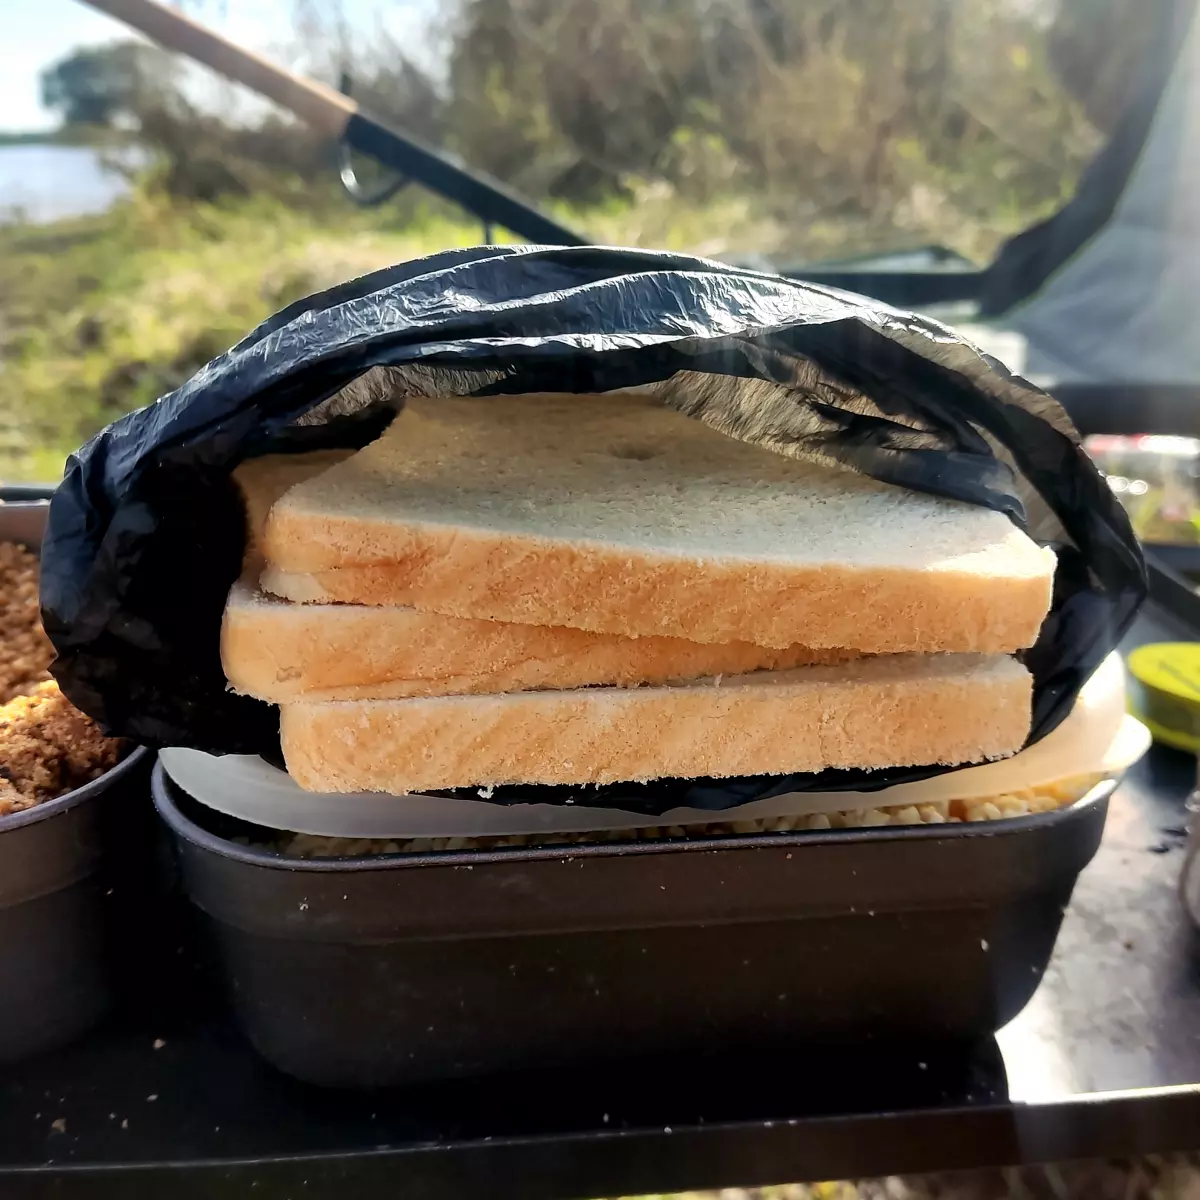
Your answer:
2;602;1199;1200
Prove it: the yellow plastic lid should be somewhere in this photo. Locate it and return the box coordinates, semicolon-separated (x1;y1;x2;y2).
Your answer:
1126;643;1200;754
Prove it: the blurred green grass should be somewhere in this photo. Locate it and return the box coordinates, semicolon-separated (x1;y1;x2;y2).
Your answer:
0;184;815;482
0;191;473;480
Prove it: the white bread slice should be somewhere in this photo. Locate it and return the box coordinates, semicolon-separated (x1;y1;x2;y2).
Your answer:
228;450;859;700
233;449;355;561
222;577;856;702
259;393;1055;653
279;653;1033;793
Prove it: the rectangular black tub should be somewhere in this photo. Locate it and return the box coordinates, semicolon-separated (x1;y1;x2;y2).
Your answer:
153;765;1112;1088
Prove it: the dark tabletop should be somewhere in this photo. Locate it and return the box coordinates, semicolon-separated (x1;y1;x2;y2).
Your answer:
2;598;1198;1200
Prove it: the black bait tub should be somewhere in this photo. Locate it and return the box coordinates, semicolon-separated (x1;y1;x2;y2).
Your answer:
154;762;1113;1088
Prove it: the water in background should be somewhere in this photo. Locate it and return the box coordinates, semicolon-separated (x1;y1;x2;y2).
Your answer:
0;144;130;222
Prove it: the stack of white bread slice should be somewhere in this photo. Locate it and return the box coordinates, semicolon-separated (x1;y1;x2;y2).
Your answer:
221;392;1056;795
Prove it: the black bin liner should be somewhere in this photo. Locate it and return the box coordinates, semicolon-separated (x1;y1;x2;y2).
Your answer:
40;245;1146;815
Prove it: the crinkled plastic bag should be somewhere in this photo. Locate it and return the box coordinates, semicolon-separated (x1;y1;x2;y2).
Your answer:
40;245;1145;814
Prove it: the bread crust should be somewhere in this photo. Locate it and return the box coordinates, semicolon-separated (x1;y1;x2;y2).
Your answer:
280;653;1033;792
222;578;856;701
259;533;1053;653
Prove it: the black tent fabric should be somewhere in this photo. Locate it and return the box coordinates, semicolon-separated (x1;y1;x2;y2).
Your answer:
979;0;1199;388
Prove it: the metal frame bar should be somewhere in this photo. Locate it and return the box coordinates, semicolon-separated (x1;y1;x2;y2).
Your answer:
77;0;584;246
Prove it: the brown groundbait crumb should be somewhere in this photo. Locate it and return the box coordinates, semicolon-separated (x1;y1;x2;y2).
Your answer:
0;541;54;703
0;681;127;816
0;535;130;815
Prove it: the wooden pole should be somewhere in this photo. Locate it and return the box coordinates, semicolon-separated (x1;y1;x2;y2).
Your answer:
80;0;358;137
75;0;587;244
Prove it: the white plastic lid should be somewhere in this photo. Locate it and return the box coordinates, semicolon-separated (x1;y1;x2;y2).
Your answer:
159;651;1150;838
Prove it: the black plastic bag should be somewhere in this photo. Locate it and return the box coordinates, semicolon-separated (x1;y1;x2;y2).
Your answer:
40;245;1145;814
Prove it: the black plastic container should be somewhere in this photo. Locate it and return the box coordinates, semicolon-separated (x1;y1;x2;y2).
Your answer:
154;763;1113;1088
0;498;154;1062
0;748;152;1062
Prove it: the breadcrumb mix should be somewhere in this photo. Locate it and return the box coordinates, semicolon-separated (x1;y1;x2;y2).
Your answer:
0;682;127;816
0;539;128;816
0;541;53;703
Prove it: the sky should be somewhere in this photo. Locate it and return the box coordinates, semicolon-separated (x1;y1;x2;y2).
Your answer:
0;0;436;133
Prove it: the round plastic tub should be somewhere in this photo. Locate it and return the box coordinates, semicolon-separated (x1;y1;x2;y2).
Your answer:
154;762;1114;1088
1;494;159;1063
0;746;153;1062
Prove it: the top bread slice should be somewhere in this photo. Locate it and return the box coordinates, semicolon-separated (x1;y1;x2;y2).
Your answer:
258;393;1056;653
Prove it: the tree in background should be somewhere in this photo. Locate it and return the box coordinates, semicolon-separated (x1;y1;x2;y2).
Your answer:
40;41;168;130
38;38;336;202
442;0;1130;256
33;0;1164;258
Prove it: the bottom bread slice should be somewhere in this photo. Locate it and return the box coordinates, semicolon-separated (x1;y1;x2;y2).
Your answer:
280;653;1033;793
